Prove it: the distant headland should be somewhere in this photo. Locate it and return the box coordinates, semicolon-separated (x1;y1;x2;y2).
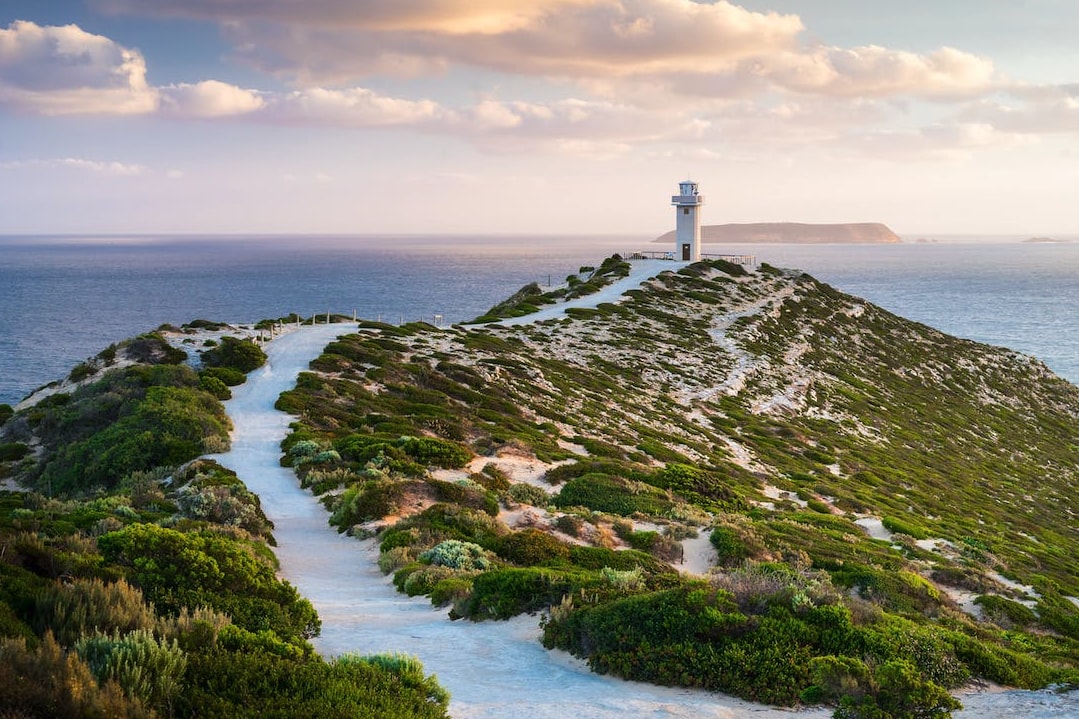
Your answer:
655;222;901;244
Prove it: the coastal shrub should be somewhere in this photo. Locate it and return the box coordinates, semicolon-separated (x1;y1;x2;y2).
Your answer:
97;523;320;641
341;652;450;710
0;634;149;718
198;374;232;400
496;528;570;566
199;336;266;373
555;514;585;537
37;380;230;493
430;577;473;608
34;577;156;646
974;594;1037;628
551;474;672;516
881;515;930;540
399;437;471;468
506;482;549;507
75;629;187;712
0;404;13;425
471;463;511;492
419;540;491;571
330;480;404;528
288;439;322;458
388;504;508;550
69;361;96;383
177;646;451;719
0;442;29;462
199;366;246;387
122;334;187;365
428;479;498;516
453;567;578;619
402;566;457;597
835;659;961;719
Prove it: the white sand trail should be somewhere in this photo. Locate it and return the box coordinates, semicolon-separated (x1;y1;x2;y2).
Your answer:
210;324;1077;718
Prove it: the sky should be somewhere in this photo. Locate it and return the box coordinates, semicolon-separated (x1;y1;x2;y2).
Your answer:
1;1;1078;237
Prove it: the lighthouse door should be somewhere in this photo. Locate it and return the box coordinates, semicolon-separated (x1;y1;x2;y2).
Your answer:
681;243;691;261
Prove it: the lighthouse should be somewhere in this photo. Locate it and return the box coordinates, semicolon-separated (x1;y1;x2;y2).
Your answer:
671;180;703;261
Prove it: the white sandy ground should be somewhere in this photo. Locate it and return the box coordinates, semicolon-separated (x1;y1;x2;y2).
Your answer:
209;318;1079;717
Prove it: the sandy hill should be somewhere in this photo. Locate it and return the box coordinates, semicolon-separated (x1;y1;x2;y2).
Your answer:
655;222;901;244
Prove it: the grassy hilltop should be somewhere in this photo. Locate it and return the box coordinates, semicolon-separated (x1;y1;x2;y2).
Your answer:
1;258;1078;718
275;257;1079;717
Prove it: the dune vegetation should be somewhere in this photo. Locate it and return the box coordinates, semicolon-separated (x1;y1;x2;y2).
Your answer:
273;257;1079;718
0;330;449;719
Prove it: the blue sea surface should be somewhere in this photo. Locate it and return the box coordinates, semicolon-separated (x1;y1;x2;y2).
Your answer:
1;234;1077;406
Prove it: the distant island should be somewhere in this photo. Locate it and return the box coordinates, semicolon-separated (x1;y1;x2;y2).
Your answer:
1023;236;1071;244
655;222;901;244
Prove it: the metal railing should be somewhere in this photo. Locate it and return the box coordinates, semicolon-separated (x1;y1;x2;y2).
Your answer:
621;250;756;265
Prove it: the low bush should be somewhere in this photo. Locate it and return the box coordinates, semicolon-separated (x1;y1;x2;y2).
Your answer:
0;443;30;462
75;629;187;713
34;577;156;646
200;336;267;373
496;528;570;566
419;540;491;571
506;483;549;507
199;366;247;387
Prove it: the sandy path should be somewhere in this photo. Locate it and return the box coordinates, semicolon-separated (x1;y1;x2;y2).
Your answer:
210;324;1077;719
496;260;685;326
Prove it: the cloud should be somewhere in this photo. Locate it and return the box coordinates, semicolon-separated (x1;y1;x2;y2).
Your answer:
263;87;448;126
842;122;1027;161
159;80;264;118
98;0;804;84
0;157;148;175
767;45;996;99
0;20;156;114
960;85;1079;134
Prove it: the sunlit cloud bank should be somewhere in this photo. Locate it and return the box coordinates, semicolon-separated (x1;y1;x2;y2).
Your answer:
2;3;1077;161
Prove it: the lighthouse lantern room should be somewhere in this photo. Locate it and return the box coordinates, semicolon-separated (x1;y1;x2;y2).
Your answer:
671;180;704;261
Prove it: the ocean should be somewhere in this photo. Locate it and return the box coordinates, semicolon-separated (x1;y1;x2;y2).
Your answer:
1;234;1078;406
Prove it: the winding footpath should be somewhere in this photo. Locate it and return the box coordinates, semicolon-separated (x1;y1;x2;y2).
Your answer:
211;324;1074;719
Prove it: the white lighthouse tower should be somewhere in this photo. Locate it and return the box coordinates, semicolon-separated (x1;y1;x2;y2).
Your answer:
671;180;704;261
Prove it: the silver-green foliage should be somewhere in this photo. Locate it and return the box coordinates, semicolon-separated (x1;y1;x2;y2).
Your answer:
74;629;187;711
419;539;491;571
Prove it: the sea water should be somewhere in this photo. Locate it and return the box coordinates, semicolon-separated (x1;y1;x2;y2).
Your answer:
1;234;1078;405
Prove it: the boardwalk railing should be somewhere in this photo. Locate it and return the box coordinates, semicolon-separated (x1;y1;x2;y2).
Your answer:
622;250;757;266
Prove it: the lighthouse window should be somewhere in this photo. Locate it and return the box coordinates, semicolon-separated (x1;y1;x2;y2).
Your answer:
683;208;689;215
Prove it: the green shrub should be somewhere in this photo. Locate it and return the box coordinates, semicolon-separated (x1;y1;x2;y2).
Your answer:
0;443;30;462
399;437;471;469
454;567;577;619
330;480;405;529
882;516;930;540
419;540;491;571
0;404;13;425
555;514;585;537
506;482;549;507
974;594;1037;628
496;528;570;566
75;629;187;712
200;336;267;373
402;566;458;597
0;634;149;718
709;525;749;566
34;577;156;646
430;577;473;608
339;652;449;710
199;374;232;400
199;366;247;387
552;474;672;516
98;523;320;641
